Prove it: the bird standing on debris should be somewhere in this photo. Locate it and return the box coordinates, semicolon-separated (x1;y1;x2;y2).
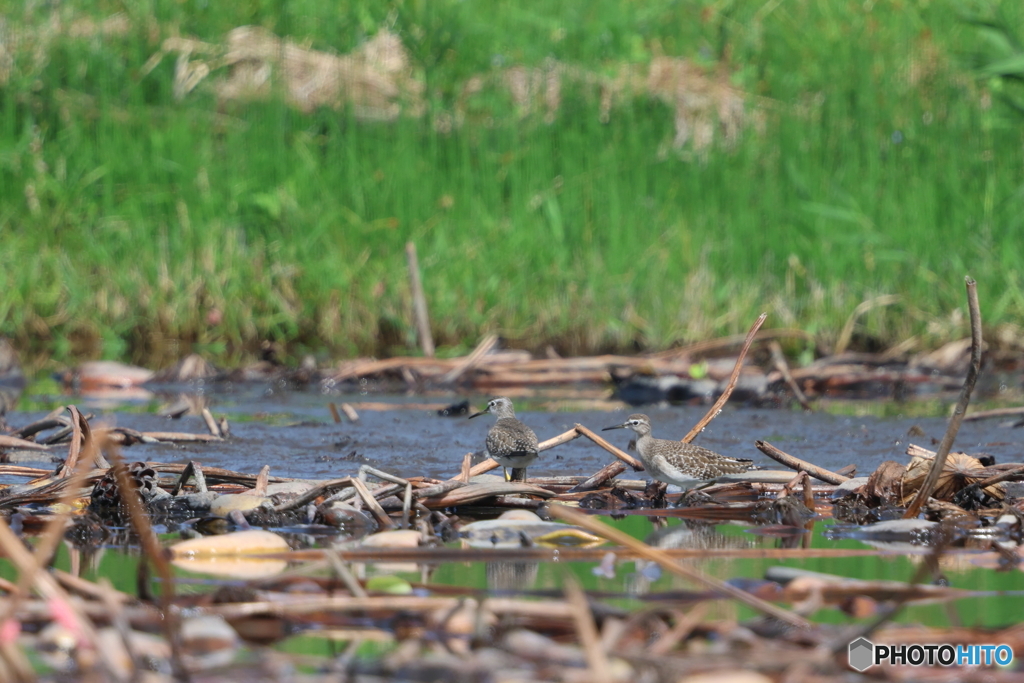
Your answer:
602;413;753;487
469;397;539;482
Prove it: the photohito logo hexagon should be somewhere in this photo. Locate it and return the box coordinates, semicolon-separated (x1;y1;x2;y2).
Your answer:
849;637;874;672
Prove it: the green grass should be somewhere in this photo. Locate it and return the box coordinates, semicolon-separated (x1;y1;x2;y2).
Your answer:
2;0;1024;369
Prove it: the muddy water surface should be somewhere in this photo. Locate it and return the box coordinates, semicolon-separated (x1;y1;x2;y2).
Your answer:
12;383;1024;481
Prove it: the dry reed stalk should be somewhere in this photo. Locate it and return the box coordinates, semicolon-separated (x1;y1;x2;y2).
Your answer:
568;461;627;493
573;424;643;470
0;516;109;677
834;295;902;355
564;574;612;683
52;570;130;605
440;333;498;385
420;481;555;507
542;427;584;451
331;357;454;382
0;435;49;450
96;578;142;675
139;431;222;442
340;403;360;422
347;401;451;411
769;340;812;411
55;405;87;478
252;465;270;496
328;402;342;423
969;465;1024;489
754;441;850;485
488;355;680;372
411;480;465;499
646;604;708;656
0;642;32;683
801;472;815;512
105;438;187;678
323;550;367;598
652;328;811;361
548;504;812;630
964;406;1024;422
904;278;981;520
206;595;463;619
277;545;896;564
201;407;222;437
0;408;100;632
405;242;435;358
0;465;52;478
681;312;767;443
272;477;355;512
472;369;611;386
351;478;394;529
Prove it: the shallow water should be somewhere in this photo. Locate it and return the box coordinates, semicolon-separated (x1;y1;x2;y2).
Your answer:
10;383;1024;482
6;384;1024;670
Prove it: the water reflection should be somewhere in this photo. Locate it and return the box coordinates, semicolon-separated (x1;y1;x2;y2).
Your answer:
626;521;756;596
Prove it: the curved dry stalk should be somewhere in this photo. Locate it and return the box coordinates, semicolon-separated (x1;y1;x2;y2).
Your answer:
440;333;498;384
681;312;767;443
769;340;812;410
903;278;981;519
0;516;112;678
834;294;901;355
105;438;188;678
0;408;102;638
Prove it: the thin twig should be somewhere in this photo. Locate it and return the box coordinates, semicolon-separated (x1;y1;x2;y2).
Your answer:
769;340;812;411
681;312;767;443
904;278;982;520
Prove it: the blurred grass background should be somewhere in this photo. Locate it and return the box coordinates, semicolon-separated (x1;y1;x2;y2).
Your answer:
2;0;1024;368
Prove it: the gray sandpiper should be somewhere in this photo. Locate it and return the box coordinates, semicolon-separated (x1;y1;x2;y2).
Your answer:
469;397;539;482
602;413;753;487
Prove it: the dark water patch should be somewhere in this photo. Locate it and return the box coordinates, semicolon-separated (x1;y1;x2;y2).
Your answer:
9;385;1024;482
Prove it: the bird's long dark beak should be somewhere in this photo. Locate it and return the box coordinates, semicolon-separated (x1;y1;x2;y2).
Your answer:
468;409;488;419
601;422;627;431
